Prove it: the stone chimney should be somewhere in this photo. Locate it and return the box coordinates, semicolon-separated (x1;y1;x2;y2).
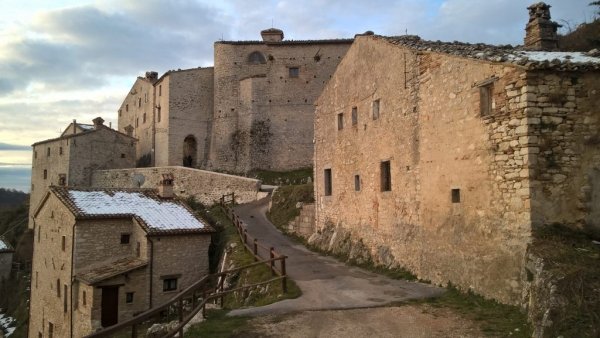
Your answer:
261;28;284;42
92;117;105;130
145;71;158;82
124;125;134;137
72;119;77;133
524;2;561;51
158;173;174;199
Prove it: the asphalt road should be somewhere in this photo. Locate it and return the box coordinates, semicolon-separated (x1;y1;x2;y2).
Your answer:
228;197;442;317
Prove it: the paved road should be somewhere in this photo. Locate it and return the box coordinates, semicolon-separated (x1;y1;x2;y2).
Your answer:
228;197;443;316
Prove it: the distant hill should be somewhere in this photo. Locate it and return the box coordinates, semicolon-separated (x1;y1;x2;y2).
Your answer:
0;188;28;210
558;18;600;51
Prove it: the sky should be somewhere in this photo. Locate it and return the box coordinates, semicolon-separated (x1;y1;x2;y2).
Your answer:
0;0;596;192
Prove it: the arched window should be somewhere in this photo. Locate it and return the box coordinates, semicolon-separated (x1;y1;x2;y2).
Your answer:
248;51;266;64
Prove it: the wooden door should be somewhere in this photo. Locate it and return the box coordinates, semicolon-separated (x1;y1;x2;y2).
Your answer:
101;286;119;327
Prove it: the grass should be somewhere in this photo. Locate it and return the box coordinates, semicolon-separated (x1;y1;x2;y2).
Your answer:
248;168;313;186
184;309;251;338
412;285;532;338
266;183;314;230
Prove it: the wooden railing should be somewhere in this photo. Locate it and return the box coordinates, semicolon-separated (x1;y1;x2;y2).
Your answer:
85;194;288;338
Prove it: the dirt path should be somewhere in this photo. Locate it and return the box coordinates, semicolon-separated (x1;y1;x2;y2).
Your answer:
242;305;484;338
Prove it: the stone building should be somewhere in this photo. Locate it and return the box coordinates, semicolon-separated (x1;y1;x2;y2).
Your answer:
118;29;352;174
313;10;600;304
0;237;14;280
118;68;214;168
28;179;214;338
28;117;136;229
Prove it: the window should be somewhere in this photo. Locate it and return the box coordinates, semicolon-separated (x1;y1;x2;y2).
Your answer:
61;236;66;251
136;118;139;127
138;97;142;107
337;113;344;130
351;107;358;125
354;175;361;191
47;147;50;156
163;278;178;292
380;161;391;192
480;84;492;116
56;279;61;297
143;113;146;123
43;170;47;180
452;189;461;203
126;104;129;112
248;51;266;64
126;292;134;303
121;153;126;158
289;67;299;78
119;109;122;117
136;242;141;257
324;168;332;196
48;322;54;338
120;233;130;244
157;107;161;122
63;285;68;312
34;151;37;159
82;290;87;306
58;174;66;186
372;99;380;120
36;271;38;288
144;93;148;103
159;85;162;96
59;147;63;155
37;225;41;243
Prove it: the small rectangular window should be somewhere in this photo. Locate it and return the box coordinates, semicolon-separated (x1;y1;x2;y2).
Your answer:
47;147;50;156
48;322;54;338
163;278;178;292
63;285;68;312
126;292;134;303
324;168;332;196
57;279;61;297
351;107;358;125
59;147;63;155
337;113;344;130
136;242;141;257
34;151;37;159
452;189;461;203
380;161;391;192
136;118;139;127
157;107;161;122
43;170;47;180
289;67;299;78
138;97;141;108
372;99;380;120
83;290;87;306
119;109;122;117
36;271;38;288
126;104;129;112
59;174;66;186
480;85;492;116
121;153;126;158
61;236;66;251
159;85;162;96
120;233;130;244
143;113;147;123
354;175;361;191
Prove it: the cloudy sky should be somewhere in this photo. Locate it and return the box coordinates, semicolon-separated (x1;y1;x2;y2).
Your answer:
0;0;596;191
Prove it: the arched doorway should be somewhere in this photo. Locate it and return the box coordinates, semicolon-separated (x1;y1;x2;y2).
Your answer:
183;135;197;167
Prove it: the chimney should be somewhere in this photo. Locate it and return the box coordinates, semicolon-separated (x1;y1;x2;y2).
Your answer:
92;117;105;130
158;173;174;199
73;119;77;134
524;2;561;51
145;71;158;82
261;28;284;42
124;125;134;137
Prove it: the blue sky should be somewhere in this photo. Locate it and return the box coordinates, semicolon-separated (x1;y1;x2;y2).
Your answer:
0;0;596;192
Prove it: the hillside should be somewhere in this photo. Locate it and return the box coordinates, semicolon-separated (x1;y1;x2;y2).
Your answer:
558;18;600;51
0;189;27;210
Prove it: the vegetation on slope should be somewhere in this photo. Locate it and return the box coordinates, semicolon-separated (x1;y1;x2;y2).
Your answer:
558;3;600;51
266;183;314;230
248;168;313;186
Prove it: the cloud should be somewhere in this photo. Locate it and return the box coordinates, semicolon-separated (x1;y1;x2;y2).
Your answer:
0;142;30;150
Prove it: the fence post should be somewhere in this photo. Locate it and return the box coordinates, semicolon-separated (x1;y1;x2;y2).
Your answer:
253;238;258;260
281;257;288;294
270;247;275;276
243;229;248;247
178;298;184;337
131;324;137;338
202;289;207;318
219;279;224;307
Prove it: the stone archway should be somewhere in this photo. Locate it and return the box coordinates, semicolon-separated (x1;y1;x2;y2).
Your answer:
183;135;197;167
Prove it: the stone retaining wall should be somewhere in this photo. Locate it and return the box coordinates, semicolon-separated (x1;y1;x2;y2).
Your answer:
91;166;261;205
287;203;315;237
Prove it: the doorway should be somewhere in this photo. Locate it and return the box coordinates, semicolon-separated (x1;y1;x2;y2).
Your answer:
101;286;119;327
183;135;197;167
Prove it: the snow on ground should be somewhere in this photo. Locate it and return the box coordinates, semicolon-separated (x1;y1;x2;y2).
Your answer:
0;310;16;337
69;190;207;231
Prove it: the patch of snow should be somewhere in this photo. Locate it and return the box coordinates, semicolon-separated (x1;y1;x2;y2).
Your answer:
0;311;16;337
0;239;7;250
517;51;600;63
77;124;95;130
68;190;206;231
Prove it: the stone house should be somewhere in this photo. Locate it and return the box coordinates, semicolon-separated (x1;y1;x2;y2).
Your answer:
28;178;214;338
118;29;353;174
313;4;600;305
29;117;136;229
0;237;14;280
118;68;214;168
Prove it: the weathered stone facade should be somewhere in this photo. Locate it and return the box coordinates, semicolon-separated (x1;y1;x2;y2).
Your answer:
118;30;352;174
91;166;261;205
118;68;214;168
313;33;600;305
29;187;214;337
29;118;136;229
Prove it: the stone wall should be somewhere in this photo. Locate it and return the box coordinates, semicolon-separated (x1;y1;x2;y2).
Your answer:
91;166;261;205
118;77;155;166
0;252;13;280
287;203;315;237
29;194;76;338
208;39;352;173
313;35;532;304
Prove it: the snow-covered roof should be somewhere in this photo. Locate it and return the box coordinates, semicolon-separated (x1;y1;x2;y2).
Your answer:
0;237;13;252
77;123;95;131
51;187;213;234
